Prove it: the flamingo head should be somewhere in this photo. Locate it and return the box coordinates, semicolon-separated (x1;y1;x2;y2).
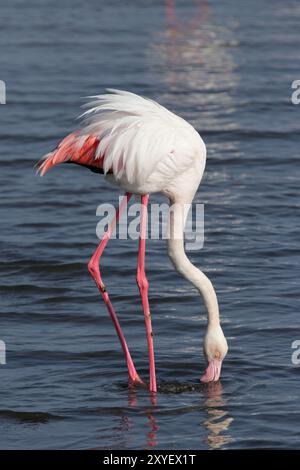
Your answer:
201;325;228;383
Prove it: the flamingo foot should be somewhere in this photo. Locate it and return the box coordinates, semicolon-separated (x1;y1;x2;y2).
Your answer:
128;373;145;387
200;358;223;383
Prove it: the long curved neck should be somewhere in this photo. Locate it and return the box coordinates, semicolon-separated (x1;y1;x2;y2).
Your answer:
167;198;220;329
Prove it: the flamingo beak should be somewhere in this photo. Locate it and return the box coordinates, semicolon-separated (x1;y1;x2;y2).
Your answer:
200;358;223;383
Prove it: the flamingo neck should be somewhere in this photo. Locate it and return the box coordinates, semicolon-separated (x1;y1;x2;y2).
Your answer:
167;198;220;329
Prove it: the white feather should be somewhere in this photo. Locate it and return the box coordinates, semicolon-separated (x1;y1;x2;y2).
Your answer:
79;89;203;186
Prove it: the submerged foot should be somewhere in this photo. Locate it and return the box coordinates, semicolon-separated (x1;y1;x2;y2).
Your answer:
128;374;145;388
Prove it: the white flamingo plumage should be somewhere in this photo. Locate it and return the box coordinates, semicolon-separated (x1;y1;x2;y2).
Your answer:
37;89;228;393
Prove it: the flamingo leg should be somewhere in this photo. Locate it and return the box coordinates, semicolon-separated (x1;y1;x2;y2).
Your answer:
88;192;143;386
137;194;157;393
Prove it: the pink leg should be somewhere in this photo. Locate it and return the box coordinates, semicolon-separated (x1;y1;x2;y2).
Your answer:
88;193;143;386
137;194;157;393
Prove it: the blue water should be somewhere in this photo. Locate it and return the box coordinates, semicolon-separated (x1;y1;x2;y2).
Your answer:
0;0;300;449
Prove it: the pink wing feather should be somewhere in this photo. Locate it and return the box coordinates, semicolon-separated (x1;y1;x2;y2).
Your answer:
37;131;105;176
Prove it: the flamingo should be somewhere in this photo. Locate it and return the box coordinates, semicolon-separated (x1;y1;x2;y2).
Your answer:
37;89;228;393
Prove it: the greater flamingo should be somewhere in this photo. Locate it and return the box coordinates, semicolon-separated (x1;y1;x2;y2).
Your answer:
37;90;228;393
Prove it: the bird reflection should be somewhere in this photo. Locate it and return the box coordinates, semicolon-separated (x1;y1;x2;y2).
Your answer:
149;0;238;131
146;412;160;448
110;381;233;450
203;381;234;449
127;385;160;449
166;0;211;35
128;382;139;407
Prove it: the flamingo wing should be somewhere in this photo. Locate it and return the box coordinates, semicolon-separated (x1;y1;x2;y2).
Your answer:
38;90;204;184
37;131;105;176
79;89;203;185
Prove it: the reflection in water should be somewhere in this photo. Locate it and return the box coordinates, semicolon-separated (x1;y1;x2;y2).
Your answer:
146;413;160;448
127;386;160;449
149;0;239;132
111;382;233;450
203;382;234;449
128;383;139;407
166;0;210;32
